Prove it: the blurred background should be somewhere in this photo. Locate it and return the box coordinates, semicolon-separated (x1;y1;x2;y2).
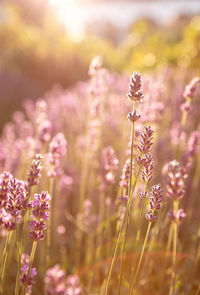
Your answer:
0;0;200;131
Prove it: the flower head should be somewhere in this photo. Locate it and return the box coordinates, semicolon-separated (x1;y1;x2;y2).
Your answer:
20;253;37;288
45;264;66;295
29;191;50;241
137;126;154;154
166;160;186;200
0;171;13;209
27;154;43;187
183;77;200;99
6;178;26;218
127;72;144;102
168;208;186;223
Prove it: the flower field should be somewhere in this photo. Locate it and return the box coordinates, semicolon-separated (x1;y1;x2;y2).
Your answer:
0;55;199;294
0;0;200;294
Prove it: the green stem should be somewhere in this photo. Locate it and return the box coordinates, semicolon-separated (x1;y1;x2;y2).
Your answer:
103;168;141;295
130;221;152;293
23;241;37;295
0;231;12;293
14;221;22;295
117;101;136;295
117;213;129;295
128;181;147;294
46;178;54;267
175;96;191;159
170;200;179;295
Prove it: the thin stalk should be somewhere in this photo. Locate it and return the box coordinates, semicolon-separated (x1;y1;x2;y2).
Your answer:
103;168;141;295
21;188;32;255
175;96;191;159
130;221;152;293
117;213;129;295
14;221;22;295
128;101;136;196
128;181;147;294
117;101;136;295
159;222;173;287
170;200;179;295
22;241;37;295
46;177;54;267
96;191;105;261
194;285;200;295
0;231;12;292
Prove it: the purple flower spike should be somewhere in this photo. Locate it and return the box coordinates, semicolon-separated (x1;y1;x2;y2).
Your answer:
29;191;50;241
145;212;157;222
0;171;13;209
27;154;43;187
137;126;154;154
127;72;144;102
168;208;186;223
6;178;26;219
45;264;66;295
20;253;37;290
127;110;141;122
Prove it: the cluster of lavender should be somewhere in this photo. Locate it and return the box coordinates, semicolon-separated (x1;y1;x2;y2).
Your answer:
29;191;50;241
45;264;81;295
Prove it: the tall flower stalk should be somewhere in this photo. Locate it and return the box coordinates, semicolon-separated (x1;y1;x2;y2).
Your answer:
130;184;164;293
166;160;187;295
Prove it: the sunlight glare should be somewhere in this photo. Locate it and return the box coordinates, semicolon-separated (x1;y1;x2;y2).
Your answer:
49;0;85;40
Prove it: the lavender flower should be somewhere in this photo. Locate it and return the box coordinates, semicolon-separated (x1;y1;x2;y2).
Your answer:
38;120;52;143
139;191;149;199
6;178;26;219
27;154;43;187
145;212;157;222
145;184;163;222
137;126;154;154
0;208;15;231
20;253;37;293
141;153;154;183
47;133;67;177
166;160;186;200
0;171;13;208
29;191;50;241
127;110;141;122
183;77;200;99
100;146;119;189
77;199;98;233
127;72;144;102
45;264;66;295
119;159;134;190
65;274;81;295
168;208;186;223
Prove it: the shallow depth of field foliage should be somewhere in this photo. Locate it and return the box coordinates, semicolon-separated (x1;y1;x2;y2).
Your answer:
0;1;200;295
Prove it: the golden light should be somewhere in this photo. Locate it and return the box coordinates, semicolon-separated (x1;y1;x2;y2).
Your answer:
49;0;85;40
